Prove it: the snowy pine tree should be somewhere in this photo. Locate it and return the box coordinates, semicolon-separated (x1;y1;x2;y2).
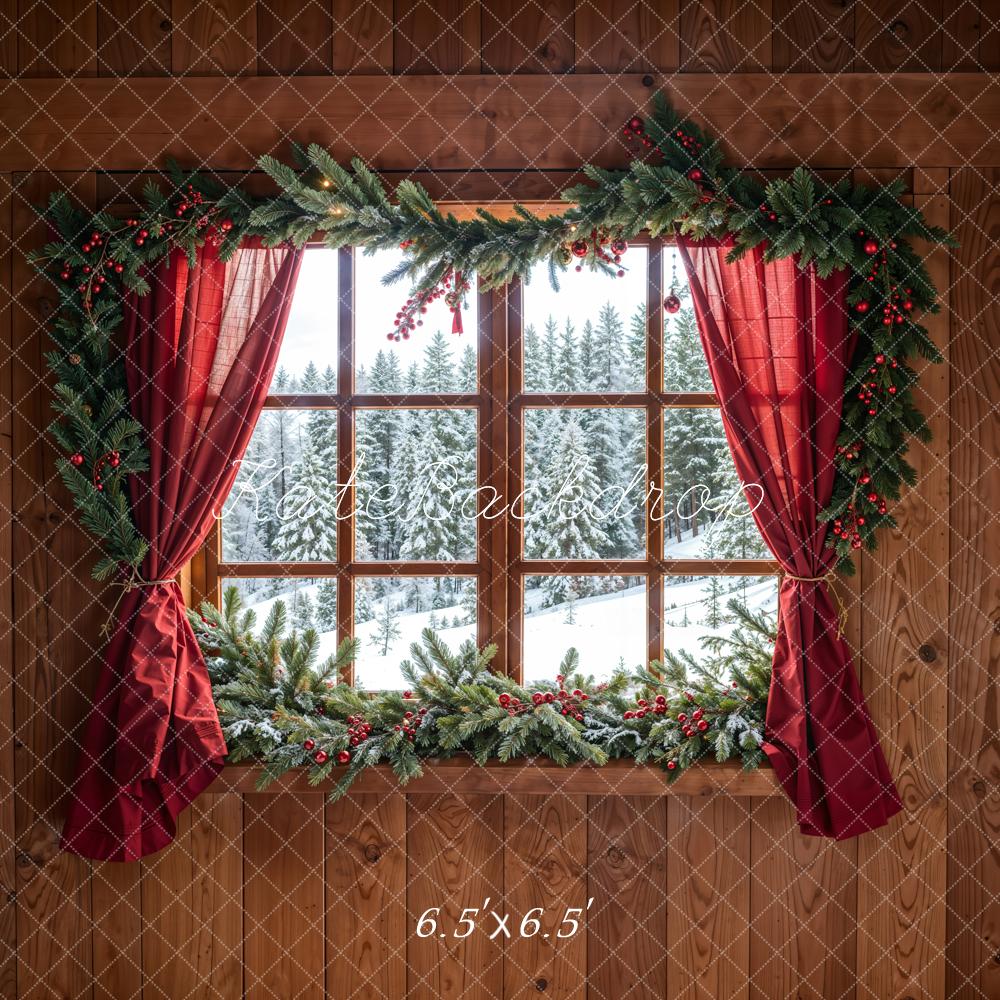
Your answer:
274;438;338;561
316;579;337;631
370;600;401;655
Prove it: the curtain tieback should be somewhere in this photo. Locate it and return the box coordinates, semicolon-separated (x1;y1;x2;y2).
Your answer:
783;571;848;638
101;575;177;637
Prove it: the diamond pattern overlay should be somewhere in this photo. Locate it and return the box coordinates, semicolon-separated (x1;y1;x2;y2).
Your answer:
1;2;998;999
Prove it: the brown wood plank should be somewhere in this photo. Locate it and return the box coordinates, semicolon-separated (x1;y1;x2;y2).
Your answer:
220;760;781;797
257;0;333;74
679;0;772;72
503;794;587;999
855;0;944;72
332;0;392;73
91;861;142;1000
587;795;666;998
170;0;256;74
941;0;983;72
771;0;854;72
326;793;406;1000
481;0;574;74
0;170;14;1000
574;0;679;72
12;171;97;1000
141;792;242;999
667;797;750;999
17;0;98;76
748;797;856;1000
394;0;481;74
406;793;504;999
7;73;1000;173
97;0;171;75
244;792;325;999
0;0;14;76
946;165;1000;1000
856;168;950;1000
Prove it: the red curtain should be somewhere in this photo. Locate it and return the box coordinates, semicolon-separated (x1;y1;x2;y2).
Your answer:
677;239;902;839
62;242;303;861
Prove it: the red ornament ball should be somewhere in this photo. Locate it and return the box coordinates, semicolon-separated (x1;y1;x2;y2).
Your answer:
610;238;628;256
313;749;329;764
687;168;703;182
570;239;589;258
70;452;84;466
855;301;870;314
664;294;682;314
303;738;315;752
337;750;351;765
863;239;879;255
666;761;677;771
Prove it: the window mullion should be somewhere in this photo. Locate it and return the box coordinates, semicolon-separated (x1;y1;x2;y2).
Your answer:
506;279;525;683
337;246;355;684
647;242;665;666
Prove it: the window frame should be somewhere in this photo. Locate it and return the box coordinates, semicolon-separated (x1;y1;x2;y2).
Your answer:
210;239;779;685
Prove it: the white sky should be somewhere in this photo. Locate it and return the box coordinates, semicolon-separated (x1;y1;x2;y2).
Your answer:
273;244;688;384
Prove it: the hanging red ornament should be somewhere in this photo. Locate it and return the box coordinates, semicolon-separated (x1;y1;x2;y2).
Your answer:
863;239;879;255
337;750;351;765
664;294;681;314
571;239;589;258
303;739;315;751
610;238;627;256
313;749;329;765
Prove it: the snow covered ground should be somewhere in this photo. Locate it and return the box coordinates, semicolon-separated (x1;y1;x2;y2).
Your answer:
228;573;778;690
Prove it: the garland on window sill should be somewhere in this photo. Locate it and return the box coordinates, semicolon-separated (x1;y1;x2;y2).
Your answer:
194;587;775;800
29;93;953;579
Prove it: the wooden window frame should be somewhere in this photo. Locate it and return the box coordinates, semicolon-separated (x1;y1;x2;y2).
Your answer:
208;239;780;684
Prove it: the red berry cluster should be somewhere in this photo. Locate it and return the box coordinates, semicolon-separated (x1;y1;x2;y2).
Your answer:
394;706;427;740
389;268;469;342
621;115;654;149
758;203;778;222
302;738;351;766
345;713;372;748
566;228;628;277
677;706;710;738
622;693;668;720
92;450;121;492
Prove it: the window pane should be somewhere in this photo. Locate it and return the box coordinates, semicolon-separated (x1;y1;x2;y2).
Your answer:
523;576;647;683
662;245;711;393
523;408;645;559
354;248;477;392
661;574;778;662
219;577;339;637
354;576;476;689
270;247;339;393
521;246;647;392
661;408;768;560
355;408;477;561
223;410;339;562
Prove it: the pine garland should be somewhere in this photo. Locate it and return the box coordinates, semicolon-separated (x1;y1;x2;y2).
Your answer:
193;587;775;797
29;93;953;580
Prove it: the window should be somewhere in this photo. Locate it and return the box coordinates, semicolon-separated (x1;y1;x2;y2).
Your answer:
217;241;779;688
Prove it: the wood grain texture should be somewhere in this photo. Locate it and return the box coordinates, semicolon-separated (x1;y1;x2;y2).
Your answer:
481;0;574;74
406;793;504;999
394;0;481;74
0;0;14;76
0;170;14;1000
667;797;750;999
941;0;985;72
141;793;242;999
856;169;950;1000
855;0;943;72
17;0;98;76
245;792;325;999
8;73;1000;173
171;0;256;74
574;0;679;72
97;0;171;75
219;759;781;796
679;0;771;72
749;797;857;1000
91;861;142;1000
12;171;98;1000
503;794;587;999
332;0;393;73
587;796;667;998
946;166;1000;1000
771;0;854;72
257;0;333;74
326;793;407;1000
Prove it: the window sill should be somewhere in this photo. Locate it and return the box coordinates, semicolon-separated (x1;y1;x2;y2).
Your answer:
218;758;779;797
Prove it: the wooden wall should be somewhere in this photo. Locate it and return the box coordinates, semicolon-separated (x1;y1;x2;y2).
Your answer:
0;2;998;998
